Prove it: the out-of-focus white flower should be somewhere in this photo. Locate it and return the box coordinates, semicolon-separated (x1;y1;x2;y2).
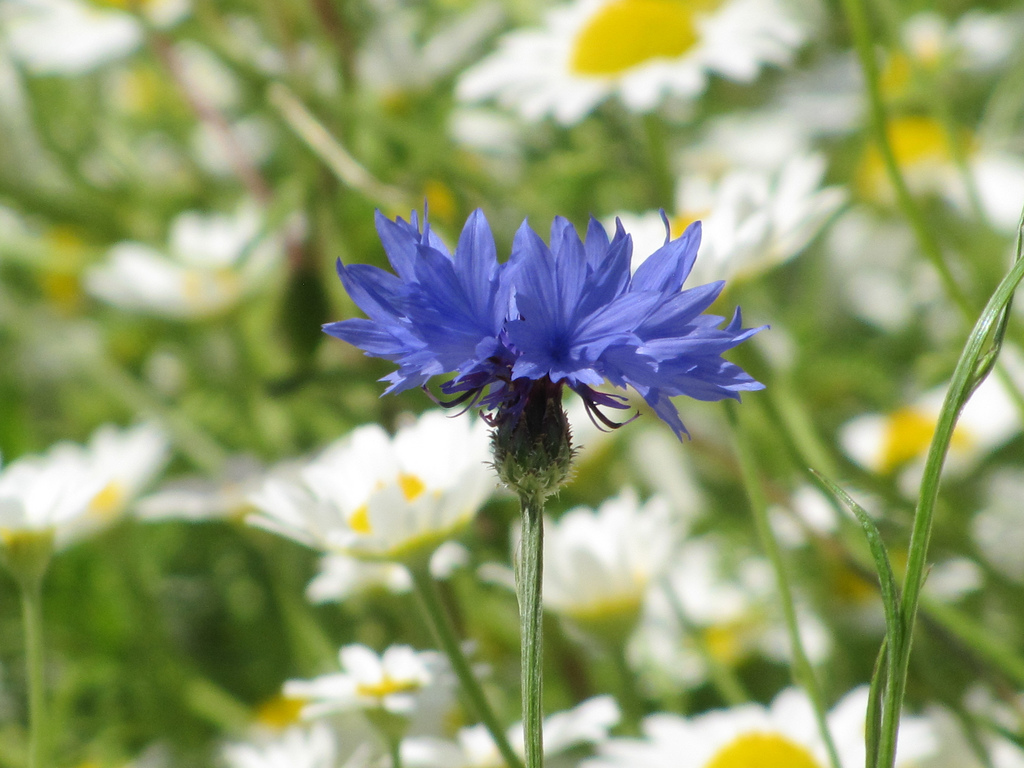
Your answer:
457;0;810;125
66;422;169;535
86;204;282;319
0;423;168;548
358;0;503;98
616;153;844;286
586;686;935;768
285;645;438;719
1;0;189;75
306;542;469;604
923;557;983;602
2;0;141;75
223;722;361;768
0;448;103;543
541;489;678;626
857;116;1024;234
840;367;1022;480
769;484;840;548
248;410;495;565
827;207;941;333
137;456;265;523
899;11;1016;72
629;539;831;691
972;470;1024;583
403;695;619;768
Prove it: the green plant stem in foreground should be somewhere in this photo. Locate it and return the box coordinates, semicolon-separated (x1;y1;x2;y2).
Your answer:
409;566;523;768
874;224;1024;768
517;493;545;768
21;580;46;768
725;401;842;768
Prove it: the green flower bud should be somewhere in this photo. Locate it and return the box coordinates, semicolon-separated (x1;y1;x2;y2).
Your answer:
491;377;574;500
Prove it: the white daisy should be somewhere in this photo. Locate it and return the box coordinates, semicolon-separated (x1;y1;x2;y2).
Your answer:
356;0;503;98
586;686;935;768
403;695;619;768
247;410;495;565
857;115;1024;234
136;456;266;523
284;644;438;719
972;469;1024;584
898;11;1016;73
0;422;168;548
839;365;1022;480
541;489;678;628
629;538;831;691
826;208;939;333
223;722;363;768
456;0;810;125
85;204;282;320
2;0;189;76
0;447;104;544
617;152;844;287
306;541;469;604
2;0;141;75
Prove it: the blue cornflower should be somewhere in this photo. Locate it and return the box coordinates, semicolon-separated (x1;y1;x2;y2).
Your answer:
505;214;764;438
324;208;764;443
324;209;516;396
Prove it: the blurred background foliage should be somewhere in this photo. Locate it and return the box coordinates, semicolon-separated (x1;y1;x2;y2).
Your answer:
2;0;1024;764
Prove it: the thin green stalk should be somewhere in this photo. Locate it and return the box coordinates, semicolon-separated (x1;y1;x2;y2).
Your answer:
660;579;748;707
876;238;1024;768
725;402;842;768
517;493;545;768
839;0;972;317
607;643;645;730
409;566;523;768
389;737;403;768
20;580;46;768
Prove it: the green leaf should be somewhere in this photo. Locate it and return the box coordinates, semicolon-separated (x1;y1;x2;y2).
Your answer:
811;470;902;654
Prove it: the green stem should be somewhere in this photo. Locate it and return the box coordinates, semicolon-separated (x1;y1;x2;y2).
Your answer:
20;580;46;768
607;644;644;732
517;493;545;768
840;0;973;318
389;737;403;768
660;579;748;707
725;402;842;768
876;241;1024;768
409;566;523;768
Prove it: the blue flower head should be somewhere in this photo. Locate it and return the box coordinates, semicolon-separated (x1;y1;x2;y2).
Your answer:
324;209;765;446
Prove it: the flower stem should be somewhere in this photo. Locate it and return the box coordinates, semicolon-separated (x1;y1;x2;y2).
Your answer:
839;0;971;316
875;216;1024;768
517;492;545;768
725;401;842;768
409;566;523;768
20;579;46;768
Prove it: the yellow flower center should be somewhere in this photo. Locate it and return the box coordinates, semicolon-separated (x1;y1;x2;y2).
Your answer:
704;732;823;768
423;180;457;226
350;504;373;534
182;268;240;310
398;473;426;502
879;407;973;473
253;694;306;729
89;482;126;521
885;116;954;167
702;621;752;666
355;675;421;699
569;0;721;77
